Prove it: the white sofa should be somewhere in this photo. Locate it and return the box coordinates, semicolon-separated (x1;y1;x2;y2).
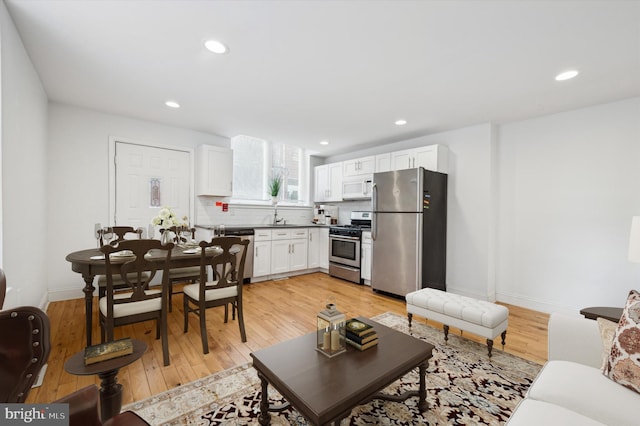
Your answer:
506;313;639;426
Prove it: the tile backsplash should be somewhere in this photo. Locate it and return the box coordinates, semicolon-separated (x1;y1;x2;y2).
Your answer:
195;197;313;226
195;197;372;227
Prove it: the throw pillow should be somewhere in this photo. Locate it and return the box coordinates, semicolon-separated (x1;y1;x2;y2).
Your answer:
604;289;640;394
597;317;618;369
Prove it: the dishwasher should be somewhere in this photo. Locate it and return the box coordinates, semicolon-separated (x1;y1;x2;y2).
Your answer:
219;227;254;283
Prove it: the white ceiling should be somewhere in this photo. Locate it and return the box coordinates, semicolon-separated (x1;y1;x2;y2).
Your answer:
5;0;640;156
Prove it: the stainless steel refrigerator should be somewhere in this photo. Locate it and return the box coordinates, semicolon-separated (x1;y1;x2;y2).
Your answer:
371;167;447;297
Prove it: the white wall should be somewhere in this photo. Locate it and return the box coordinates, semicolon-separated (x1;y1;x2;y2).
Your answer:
496;97;640;313
0;2;49;309
46;104;229;301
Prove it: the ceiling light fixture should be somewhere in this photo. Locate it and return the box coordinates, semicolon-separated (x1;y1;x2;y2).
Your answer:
204;39;228;54
165;101;180;108
320;141;329;145
555;70;579;81
395;119;407;126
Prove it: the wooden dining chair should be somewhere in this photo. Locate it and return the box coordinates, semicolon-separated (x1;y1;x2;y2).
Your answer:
183;236;249;354
100;239;174;366
160;225;199;311
99;226;144;247
97;226;148;298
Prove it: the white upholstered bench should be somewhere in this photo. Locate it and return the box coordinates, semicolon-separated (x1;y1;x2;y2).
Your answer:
406;288;509;357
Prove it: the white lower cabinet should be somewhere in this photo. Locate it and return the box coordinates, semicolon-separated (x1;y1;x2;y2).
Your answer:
319;228;329;269
308;227;329;270
253;229;273;278
253;241;272;277
361;231;372;284
270;228;308;275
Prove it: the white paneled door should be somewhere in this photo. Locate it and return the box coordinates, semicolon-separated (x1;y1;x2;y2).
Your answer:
114;142;190;233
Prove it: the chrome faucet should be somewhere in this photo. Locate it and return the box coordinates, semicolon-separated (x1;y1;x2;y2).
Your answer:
273;207;284;225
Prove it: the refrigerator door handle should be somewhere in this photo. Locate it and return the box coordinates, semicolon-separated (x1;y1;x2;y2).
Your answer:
372;183;378;241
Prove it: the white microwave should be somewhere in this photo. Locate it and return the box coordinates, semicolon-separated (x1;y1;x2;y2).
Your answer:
342;176;372;200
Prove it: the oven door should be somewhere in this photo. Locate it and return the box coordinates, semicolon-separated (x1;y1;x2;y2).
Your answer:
329;235;361;268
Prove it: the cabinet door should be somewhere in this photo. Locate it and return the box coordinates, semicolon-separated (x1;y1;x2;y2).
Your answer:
314;165;329;202
307;228;320;268
414;145;438;172
344;156;375;177
327;162;343;201
319;228;329;269
361;243;372;281
360;231;372;282
358;156;376;174
342;159;359;178
270;240;291;274
375;153;391;173
253;240;272;277
289;239;308;272
414;144;448;173
391;149;414;171
196;145;233;196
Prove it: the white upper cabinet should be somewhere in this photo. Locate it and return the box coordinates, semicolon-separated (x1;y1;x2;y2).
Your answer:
391;144;448;173
314;162;343;202
375;153;391;173
343;156;375;177
196;145;233;196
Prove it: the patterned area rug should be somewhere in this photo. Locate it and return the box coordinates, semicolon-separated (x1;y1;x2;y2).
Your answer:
126;312;542;425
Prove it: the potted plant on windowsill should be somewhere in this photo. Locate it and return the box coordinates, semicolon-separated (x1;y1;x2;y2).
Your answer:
268;175;282;205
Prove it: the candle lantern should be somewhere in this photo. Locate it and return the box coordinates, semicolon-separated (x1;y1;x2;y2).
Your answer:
316;303;346;357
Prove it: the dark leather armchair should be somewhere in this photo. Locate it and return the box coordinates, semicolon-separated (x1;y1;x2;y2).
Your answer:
0;267;6;309
0;305;148;425
54;385;148;426
0;306;50;402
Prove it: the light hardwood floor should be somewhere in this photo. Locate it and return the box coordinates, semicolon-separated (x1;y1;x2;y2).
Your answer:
27;273;549;405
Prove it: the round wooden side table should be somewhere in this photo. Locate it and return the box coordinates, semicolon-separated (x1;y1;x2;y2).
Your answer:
64;339;146;422
579;306;624;323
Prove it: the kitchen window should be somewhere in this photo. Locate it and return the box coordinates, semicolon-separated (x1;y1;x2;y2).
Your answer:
231;135;309;204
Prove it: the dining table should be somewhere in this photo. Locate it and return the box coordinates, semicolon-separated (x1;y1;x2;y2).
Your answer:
66;244;222;346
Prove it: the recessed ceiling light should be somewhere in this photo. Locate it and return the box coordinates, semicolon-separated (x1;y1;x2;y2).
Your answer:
395;119;407;126
320;141;329;145
204;39;228;54
555;70;579;81
165;101;180;108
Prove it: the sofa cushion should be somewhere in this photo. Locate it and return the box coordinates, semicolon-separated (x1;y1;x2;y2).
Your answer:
604;289;640;394
597;317;617;369
527;360;639;426
506;399;606;426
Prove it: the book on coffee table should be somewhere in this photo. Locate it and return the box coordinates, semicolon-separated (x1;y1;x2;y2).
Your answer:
346;330;378;344
346;337;379;351
346;318;375;336
84;337;133;365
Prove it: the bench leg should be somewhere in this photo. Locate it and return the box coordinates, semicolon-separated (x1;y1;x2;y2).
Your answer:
408;312;413;327
486;339;494;357
443;324;449;342
501;330;507;347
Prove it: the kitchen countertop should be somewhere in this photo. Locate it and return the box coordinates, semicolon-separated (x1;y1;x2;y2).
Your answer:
195;224;333;230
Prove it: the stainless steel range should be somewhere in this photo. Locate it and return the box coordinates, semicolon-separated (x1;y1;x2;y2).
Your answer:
329;211;372;284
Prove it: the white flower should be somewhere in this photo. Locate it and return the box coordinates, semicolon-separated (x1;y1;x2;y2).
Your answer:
151;206;188;227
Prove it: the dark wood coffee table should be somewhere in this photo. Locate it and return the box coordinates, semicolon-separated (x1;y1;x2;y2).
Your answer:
250;317;434;425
